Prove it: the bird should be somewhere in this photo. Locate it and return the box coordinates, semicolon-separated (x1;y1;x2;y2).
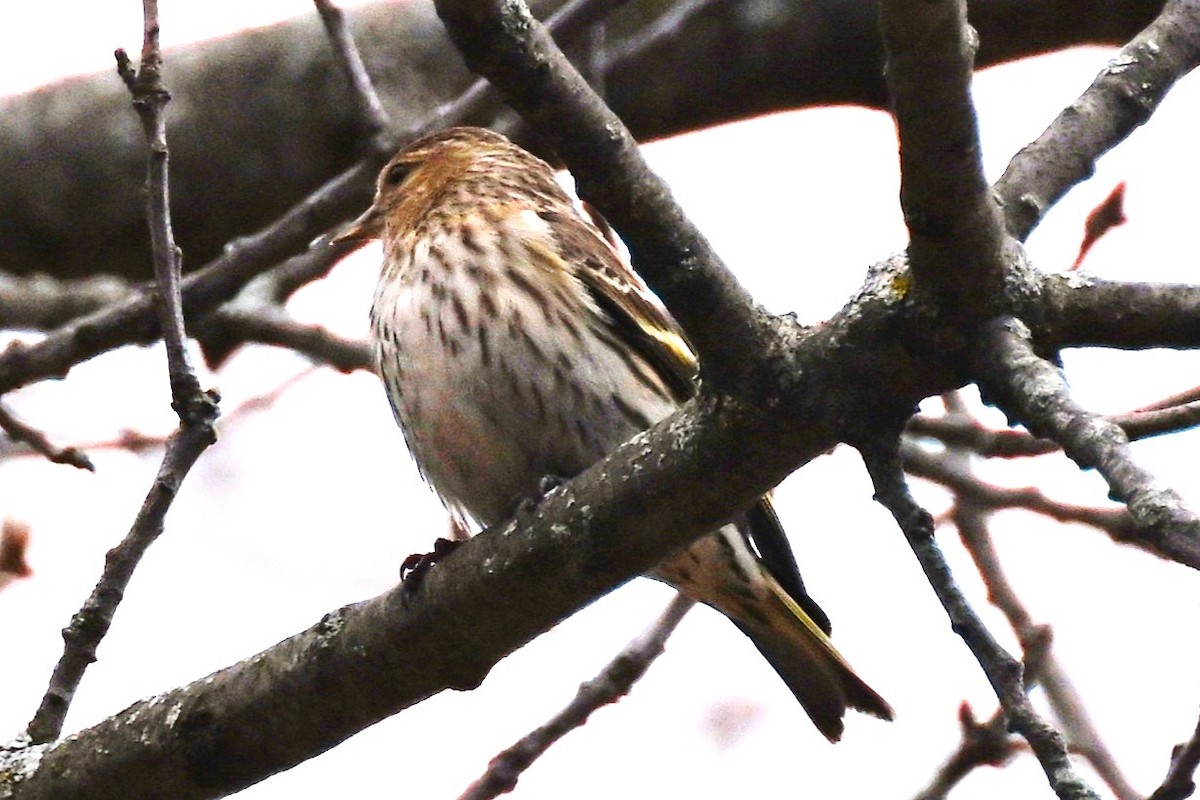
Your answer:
335;126;892;741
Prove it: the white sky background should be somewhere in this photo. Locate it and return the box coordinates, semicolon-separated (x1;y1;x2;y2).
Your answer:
2;2;1199;799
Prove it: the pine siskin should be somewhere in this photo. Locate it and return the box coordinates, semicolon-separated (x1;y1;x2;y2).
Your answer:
336;126;892;741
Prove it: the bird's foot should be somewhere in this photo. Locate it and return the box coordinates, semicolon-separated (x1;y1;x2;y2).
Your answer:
399;537;461;601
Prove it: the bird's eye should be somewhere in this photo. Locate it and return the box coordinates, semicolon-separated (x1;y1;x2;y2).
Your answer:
384;163;409;187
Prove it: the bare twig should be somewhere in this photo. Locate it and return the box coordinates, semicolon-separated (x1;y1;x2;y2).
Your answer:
909;396;1200;459
0;163;373;396
458;593;695;800
913;393;1139;798
901;442;1134;539
314;0;392;142
0;0;623;396
207;307;372;374
906;414;1059;458
952;495;1137;799
24;410;216;744
0;400;94;470
24;1;222;745
976;316;1200;570
912;701;1024;800
115;3;203;417
860;436;1100;800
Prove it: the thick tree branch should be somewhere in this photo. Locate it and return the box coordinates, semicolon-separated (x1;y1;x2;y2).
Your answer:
1042;275;1200;350
7;387;835;797
880;0;1010;317
996;0;1200;241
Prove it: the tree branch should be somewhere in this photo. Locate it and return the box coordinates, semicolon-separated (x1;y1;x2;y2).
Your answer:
880;0;1010;317
458;593;695;800
24;2;221;745
1043;275;1200;350
975;316;1200;569
996;0;1200;241
859;437;1100;800
313;0;392;142
0;401;94;471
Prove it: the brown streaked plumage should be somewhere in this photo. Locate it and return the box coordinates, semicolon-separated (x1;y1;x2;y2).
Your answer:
337;126;892;741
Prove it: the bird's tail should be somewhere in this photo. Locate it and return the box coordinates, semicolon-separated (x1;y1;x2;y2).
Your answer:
733;572;893;742
655;505;892;742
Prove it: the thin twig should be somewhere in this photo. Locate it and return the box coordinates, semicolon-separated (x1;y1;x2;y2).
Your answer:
0;400;94;470
911;698;1026;800
207;307;372;374
314;0;393;142
0;167;373;396
860;436;1100;800
458;593;695;800
24;1;221;745
939;407;1139;800
115;1;204;417
901;441;1134;540
909;397;1200;459
24;409;216;744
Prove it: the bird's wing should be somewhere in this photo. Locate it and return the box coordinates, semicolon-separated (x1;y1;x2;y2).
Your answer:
534;207;829;626
535;207;697;401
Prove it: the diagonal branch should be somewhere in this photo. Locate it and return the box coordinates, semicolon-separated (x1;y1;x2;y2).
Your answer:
975;316;1200;570
859;436;1100;800
996;0;1200;241
0;0;623;396
314;0;393;142
458;593;695;800
1149;713;1200;800
0;400;95;471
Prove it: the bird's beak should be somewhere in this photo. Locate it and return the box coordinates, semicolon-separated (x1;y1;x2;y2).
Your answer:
332;205;383;245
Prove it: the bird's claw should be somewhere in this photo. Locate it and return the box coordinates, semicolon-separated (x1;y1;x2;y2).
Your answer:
399;537;461;601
